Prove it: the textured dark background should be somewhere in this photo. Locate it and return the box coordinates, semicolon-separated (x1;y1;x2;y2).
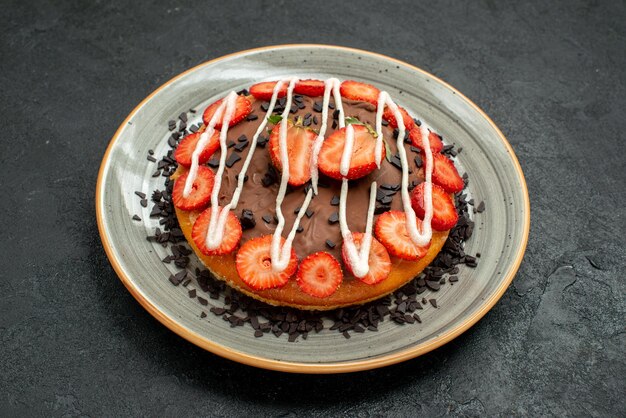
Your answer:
1;0;625;416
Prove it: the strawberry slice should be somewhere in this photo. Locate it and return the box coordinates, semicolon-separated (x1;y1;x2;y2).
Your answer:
411;182;458;231
374;210;430;260
235;235;298;290
296;252;343;298
341;233;391;285
268;118;317;186
202;95;251;128
430;153;464;193
409;127;444;153
340;80;380;106
294;79;325;97
382;106;415;130
249;81;287;101
172;166;215;211
318;125;383;180
174;131;220;167
192;207;242;255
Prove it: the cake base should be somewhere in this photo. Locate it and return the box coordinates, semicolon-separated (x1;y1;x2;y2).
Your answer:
175;206;449;311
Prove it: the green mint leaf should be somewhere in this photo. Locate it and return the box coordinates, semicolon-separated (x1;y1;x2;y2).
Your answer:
267;115;283;125
383;138;393;163
345;116;364;126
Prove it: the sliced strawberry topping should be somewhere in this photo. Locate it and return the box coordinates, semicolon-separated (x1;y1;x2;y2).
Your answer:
339;80;380;106
411;182;458;231
296;252;343;298
374;210;430;260
382;106;415;130
172;166;215;211
174;131;220;167
341;233;391;285
202;95;251;128
430;153;464;193
268;119;317;186
317;125;382;180
409;127;444;153
294;79;325;97
235;235;297;290
191;207;242;255
249;81;287;101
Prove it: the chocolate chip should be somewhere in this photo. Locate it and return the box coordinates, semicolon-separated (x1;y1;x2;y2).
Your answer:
246;114;258;121
234;140;248;152
476;201;485;213
238;134;248;142
374;205;390;215
140;199;147;208
225;153;241;168
296;225;304;233
390;154;403;170
325;239;336;249
147;155;157;163
135;191;146;199
328;212;339;224
262;214;272;224
305;209;314;218
330;195;340;206
261;102;270;111
240;209;256;230
132;215;141;221
429;299;438;308
208;157;219;168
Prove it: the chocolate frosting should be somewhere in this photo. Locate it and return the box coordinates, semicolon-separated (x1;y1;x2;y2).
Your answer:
210;95;425;274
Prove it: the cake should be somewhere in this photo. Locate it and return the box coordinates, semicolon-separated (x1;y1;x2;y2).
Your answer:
169;78;464;310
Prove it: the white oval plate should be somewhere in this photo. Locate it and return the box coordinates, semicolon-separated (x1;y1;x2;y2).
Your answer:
97;44;529;373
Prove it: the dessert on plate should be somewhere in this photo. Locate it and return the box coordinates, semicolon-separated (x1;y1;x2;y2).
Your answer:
169;77;464;310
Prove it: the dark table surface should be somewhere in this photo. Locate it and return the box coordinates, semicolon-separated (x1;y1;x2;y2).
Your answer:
2;1;625;416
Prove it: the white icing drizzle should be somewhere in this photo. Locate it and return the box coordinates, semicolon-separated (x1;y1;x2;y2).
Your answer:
270;77;318;272
340;180;377;278
310;78;337;194
375;92;434;247
181;77;436;275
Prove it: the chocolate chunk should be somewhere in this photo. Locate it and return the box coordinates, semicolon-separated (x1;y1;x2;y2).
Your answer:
381;195;393;205
240;209;256;230
296;226;304;233
261;102;270;111
476;201;485;213
325;239;336;249
246;114;258;121
132;215;141;221
262;214;272;224
257;136;269;147
140;199;147;208
234;140;248;152
429;299;438;308
374;205;390;215
305;209;314;218
328;212;339;224
414;155;423;167
208;157;219;168
135;191;146;199
330;195;340;206
147;155;157;163
390;154;403;170
238;134;248;142
225;153;241;168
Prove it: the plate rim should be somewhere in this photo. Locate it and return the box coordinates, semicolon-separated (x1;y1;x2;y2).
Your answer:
96;43;530;374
